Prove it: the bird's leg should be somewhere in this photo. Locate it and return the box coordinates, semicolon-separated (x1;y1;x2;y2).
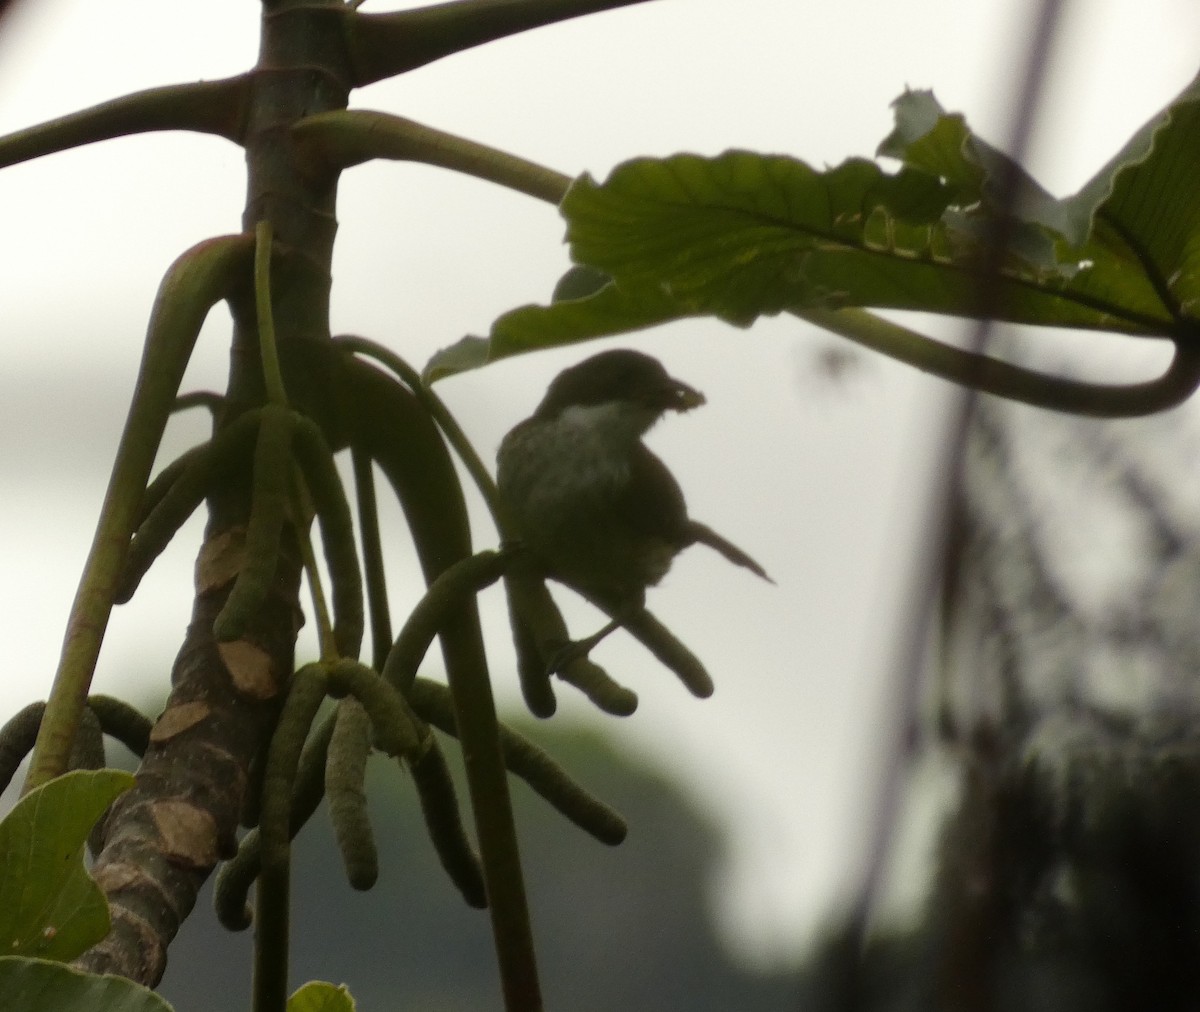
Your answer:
546;602;714;698
546;589;641;674
545;616;622;674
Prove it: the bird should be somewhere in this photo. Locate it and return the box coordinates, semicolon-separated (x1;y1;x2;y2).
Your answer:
496;348;770;662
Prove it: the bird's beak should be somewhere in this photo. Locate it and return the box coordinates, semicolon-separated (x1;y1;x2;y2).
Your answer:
664;378;706;413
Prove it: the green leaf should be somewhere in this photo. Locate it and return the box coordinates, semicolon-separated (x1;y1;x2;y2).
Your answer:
877;89;987;201
561;149;1175;331
423;334;493;382
1066;72;1200;319
879;88;1079;256
433;71;1200;381
0;769;134;961
551;264;612;302
424;276;682;381
565;153;959;324
0;957;170;1011
881;78;1200;326
288;980;356;1011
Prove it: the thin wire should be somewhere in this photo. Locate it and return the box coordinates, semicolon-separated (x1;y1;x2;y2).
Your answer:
843;0;1074;987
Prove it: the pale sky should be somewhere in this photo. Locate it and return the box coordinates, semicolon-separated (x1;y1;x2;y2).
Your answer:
1;0;1198;968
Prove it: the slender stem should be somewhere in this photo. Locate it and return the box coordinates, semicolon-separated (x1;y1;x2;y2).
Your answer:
293;110;571;204
0;76;250;170
257;221;338;656
381;551;509;694
445;631;544;1010
335;335;510;532
172;390;225;416
255;221;289;408
336;353;543;1006
352;450;393;670
23;234;253;792
254;664;328;1012
291;469;339;662
798;306;1200;418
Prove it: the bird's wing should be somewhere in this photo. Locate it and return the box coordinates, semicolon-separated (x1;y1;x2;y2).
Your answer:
615;446;691;544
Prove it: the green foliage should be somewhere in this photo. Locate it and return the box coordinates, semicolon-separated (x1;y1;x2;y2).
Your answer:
428;70;1200;378
0;957;171;1012
0;769;133;961
4;0;1198;1008
287;981;356;1012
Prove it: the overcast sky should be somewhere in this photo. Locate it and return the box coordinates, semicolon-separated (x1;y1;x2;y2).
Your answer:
1;0;1199;970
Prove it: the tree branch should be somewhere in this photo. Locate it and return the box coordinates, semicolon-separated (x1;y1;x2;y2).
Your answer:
345;0;661;86
293;109;570;203
0;76;251;171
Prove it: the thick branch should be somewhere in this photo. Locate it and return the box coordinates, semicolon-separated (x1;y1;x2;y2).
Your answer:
346;0;661;86
76;533;304;985
0;76;251;171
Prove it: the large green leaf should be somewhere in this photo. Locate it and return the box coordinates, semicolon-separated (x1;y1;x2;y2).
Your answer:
0;958;170;1012
557;149;1172;333
1070;72;1200;318
0;769;134;961
428;71;1200;379
288;980;356;1011
881;83;1200;334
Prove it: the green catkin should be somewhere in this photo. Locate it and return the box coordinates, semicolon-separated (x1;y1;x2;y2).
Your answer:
213;404;295;641
0;702;45;794
380;550;507;694
86;695;152;758
408;678;626;845
214;711;338;931
119;411;262;602
325;698;378;890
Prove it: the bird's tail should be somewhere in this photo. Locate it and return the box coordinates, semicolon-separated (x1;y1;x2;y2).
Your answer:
686;521;773;583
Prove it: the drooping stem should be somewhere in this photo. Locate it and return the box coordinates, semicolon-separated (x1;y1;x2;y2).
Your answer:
294;111;571;203
24;234;254;792
335;335;509;531
798;306;1200;417
353;449;393;669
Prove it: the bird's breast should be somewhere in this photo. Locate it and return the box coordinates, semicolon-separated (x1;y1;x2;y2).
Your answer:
498;405;635;517
496;405;673;601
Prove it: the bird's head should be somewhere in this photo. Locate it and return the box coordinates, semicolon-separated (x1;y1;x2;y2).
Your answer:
532;348;705;438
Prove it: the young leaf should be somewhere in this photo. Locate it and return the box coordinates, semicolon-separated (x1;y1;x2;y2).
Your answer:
288;980;356;1011
0;769;134;961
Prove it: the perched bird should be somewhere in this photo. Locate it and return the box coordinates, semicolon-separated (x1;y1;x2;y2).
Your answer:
496;349;770;636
